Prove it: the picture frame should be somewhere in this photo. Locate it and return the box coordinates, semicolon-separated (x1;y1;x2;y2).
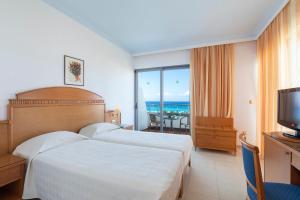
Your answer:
64;55;84;86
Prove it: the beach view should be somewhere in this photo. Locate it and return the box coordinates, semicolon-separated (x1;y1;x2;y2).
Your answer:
146;101;190;113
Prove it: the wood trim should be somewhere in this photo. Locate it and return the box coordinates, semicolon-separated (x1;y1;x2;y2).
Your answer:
0;121;9;156
9;99;104;106
16;87;102;100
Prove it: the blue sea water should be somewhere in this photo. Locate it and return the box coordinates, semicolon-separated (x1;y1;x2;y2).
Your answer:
146;101;190;113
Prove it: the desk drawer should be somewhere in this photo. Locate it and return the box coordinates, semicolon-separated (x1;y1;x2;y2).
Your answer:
0;165;22;187
292;153;300;171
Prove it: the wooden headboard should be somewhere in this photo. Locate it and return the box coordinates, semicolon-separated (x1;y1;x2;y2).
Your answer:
8;87;105;152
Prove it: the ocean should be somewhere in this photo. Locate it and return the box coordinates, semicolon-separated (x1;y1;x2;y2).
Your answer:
146;101;190;113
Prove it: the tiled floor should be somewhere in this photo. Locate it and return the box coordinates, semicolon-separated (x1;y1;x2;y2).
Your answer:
182;148;247;200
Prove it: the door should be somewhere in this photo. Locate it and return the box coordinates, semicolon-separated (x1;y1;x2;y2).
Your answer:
163;68;190;134
135;65;190;134
135;70;161;132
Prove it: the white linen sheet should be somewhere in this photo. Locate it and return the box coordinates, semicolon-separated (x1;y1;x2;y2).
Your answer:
20;140;183;200
88;129;193;166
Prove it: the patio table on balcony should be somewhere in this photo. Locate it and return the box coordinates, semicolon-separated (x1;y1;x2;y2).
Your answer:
164;115;179;130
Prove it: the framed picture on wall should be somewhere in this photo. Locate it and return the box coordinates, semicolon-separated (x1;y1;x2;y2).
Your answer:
64;55;84;86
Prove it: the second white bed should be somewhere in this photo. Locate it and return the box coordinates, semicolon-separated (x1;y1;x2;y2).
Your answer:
79;123;193;167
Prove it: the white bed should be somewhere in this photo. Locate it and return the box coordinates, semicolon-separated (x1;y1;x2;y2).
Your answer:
14;132;184;200
79;123;193;167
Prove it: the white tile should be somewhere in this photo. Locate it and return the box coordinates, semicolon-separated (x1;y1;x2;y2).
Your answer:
182;148;248;200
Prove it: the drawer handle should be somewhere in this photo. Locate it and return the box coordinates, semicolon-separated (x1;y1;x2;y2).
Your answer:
285;152;291;155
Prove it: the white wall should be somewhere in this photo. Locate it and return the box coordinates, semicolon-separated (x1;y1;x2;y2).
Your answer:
133;41;258;144
234;41;258;145
0;0;134;124
134;50;190;69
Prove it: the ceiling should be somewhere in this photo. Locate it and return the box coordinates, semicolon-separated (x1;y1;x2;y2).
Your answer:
43;0;288;55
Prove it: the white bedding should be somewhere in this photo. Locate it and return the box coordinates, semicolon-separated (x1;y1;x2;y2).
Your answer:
17;138;184;200
85;129;193;167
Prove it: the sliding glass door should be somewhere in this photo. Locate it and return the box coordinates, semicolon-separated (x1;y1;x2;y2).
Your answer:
135;70;162;132
163;68;190;133
135;66;190;134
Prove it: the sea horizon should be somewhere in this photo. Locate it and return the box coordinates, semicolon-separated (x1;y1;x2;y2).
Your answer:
146;101;190;113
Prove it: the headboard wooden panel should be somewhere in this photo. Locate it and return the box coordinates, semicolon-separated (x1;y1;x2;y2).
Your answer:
0;120;9;155
16;87;102;100
8;87;105;152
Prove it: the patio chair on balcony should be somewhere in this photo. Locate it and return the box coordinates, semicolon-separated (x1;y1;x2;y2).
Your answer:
149;113;165;129
180;115;190;132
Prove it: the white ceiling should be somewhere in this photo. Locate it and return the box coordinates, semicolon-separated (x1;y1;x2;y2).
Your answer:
43;0;288;55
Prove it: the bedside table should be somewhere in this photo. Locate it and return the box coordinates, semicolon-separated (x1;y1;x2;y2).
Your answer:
120;124;133;130
0;154;25;200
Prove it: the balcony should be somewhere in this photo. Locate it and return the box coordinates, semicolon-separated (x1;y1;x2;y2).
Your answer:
140;101;190;135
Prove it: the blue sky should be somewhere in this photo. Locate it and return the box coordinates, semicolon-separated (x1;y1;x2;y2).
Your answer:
138;68;190;102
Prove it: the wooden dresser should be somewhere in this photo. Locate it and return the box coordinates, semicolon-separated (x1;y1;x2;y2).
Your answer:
195;117;237;154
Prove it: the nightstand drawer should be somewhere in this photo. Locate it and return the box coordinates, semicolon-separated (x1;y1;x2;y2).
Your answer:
0;164;23;187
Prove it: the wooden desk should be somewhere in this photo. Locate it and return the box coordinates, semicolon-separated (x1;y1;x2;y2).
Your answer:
264;132;300;186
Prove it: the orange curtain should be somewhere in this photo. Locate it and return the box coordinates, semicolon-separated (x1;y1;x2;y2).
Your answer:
190;44;234;142
257;0;300;155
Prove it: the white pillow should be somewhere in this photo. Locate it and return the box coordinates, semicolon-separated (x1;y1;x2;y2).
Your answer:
13;131;86;160
79;123;120;138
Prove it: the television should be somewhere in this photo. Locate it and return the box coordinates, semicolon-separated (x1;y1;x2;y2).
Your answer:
278;87;300;138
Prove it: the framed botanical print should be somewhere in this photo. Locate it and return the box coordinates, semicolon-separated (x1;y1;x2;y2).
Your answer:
64;55;84;86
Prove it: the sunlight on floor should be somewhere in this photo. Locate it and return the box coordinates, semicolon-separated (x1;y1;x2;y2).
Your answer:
182;148;247;200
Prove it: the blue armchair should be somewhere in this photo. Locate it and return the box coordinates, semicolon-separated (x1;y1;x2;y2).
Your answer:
239;132;300;200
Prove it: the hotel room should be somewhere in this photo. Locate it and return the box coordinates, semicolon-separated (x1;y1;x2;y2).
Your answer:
0;0;300;200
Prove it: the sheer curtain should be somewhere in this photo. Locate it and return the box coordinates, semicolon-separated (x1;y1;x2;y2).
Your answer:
257;0;300;155
190;44;234;143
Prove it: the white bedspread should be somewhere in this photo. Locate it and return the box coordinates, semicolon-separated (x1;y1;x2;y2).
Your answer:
21;140;183;200
90;129;193;166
